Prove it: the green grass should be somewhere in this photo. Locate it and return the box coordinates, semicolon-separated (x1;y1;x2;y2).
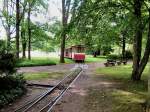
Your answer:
51;57;74;64
96;64;149;92
96;64;149;81
16;58;57;67
24;72;65;80
95;65;149;112
85;55;107;63
16;55;106;67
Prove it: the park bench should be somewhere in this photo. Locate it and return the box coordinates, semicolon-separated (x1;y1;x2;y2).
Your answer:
104;59;116;67
116;61;122;65
104;59;128;67
116;60;128;66
122;60;127;65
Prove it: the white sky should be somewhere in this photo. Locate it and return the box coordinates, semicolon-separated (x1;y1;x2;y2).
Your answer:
0;0;62;39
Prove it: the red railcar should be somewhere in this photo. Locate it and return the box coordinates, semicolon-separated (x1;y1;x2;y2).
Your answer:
64;45;85;62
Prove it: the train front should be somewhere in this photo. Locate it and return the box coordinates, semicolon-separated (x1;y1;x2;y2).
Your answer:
72;45;85;62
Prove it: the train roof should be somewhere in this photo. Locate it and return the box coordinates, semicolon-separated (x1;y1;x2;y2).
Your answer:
66;45;85;49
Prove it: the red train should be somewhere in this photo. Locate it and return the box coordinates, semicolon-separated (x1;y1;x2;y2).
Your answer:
64;45;85;62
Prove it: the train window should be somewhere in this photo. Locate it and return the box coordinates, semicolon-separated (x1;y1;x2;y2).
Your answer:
77;47;84;53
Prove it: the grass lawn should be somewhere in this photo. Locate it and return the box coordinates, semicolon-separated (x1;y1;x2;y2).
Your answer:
94;64;149;112
85;55;107;63
24;72;65;80
96;64;149;94
16;57;74;67
16;58;56;67
96;64;149;81
16;55;106;67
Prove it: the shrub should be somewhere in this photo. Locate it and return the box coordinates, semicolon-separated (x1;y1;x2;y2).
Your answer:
0;74;26;90
107;54;121;60
0;53;16;76
0;74;26;108
125;50;133;59
0;40;6;54
0;44;26;108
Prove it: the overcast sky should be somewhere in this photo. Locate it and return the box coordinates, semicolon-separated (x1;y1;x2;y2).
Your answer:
0;0;62;39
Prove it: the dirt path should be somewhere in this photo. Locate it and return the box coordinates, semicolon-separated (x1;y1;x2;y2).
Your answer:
51;63;119;112
0;62;121;112
18;64;75;73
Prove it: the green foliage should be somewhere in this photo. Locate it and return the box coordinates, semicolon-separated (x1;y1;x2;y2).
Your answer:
96;64;148;81
0;74;26;108
0;53;17;75
0;40;26;108
103;46;114;55
24;72;65;80
107;51;133;60
125;50;133;59
0;74;25;90
85;55;107;62
0;40;6;54
107;54;121;60
16;58;56;67
0;41;16;76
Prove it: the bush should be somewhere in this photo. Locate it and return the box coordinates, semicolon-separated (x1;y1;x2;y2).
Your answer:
107;54;121;60
0;44;26;108
0;74;25;90
0;40;6;54
125;50;133;59
0;53;16;76
0;74;26;108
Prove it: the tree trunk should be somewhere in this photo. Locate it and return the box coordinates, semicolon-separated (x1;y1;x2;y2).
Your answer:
122;32;126;60
16;0;20;59
60;0;66;63
60;30;66;63
6;27;11;50
137;10;150;78
131;0;144;81
22;43;26;58
93;51;97;57
28;3;31;60
21;29;26;58
4;0;11;51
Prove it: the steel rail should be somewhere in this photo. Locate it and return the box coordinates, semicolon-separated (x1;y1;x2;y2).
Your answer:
16;70;75;112
14;67;82;112
14;89;52;112
38;68;83;112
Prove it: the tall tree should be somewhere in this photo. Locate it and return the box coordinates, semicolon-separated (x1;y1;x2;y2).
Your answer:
15;0;20;58
1;0;15;50
21;16;27;58
72;0;150;80
28;2;31;60
15;0;27;58
60;0;71;63
131;0;150;80
26;0;48;60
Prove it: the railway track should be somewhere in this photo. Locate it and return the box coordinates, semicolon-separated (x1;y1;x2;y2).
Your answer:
14;67;83;112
